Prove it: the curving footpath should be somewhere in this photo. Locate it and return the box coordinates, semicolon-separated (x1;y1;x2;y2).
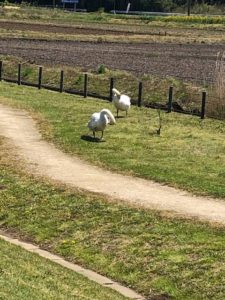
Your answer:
1;103;225;225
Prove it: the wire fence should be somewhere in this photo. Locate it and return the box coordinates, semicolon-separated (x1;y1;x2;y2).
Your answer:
0;60;223;120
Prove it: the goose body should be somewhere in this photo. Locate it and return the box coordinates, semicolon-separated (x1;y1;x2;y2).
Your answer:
112;88;131;117
88;108;116;139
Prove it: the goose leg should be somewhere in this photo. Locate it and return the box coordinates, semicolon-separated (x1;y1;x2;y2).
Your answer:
100;131;104;140
93;131;95;138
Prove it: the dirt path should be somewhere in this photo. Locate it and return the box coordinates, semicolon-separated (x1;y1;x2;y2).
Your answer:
1;103;225;225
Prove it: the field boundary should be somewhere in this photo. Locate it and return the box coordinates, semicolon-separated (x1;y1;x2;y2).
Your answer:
0;60;208;119
0;230;145;300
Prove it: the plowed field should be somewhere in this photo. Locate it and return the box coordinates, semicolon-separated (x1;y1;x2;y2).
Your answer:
0;21;225;82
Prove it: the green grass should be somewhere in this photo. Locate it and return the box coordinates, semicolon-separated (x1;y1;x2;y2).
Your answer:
130;14;225;25
0;82;225;198
2;5;225;26
2;4;225;35
1;135;225;299
150;15;225;24
0;238;128;300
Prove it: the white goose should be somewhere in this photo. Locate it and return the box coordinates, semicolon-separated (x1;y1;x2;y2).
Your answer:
112;88;131;117
87;108;116;140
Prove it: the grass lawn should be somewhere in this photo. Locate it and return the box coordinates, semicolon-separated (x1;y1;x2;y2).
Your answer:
0;238;128;300
0;82;225;198
1;135;225;299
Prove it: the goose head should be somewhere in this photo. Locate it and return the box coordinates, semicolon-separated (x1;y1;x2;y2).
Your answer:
112;88;121;97
100;109;116;125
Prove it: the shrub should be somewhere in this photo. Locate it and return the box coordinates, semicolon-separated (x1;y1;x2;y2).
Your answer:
97;64;108;74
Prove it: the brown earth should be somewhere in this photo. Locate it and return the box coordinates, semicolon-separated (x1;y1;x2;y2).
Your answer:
1;20;225;82
0;20;148;36
1;37;224;82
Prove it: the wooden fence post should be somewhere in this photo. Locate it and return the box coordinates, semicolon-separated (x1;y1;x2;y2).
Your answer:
18;64;21;86
138;81;143;107
201;91;206;119
60;70;64;93
109;78;114;101
167;86;173;113
0;61;3;81
38;66;42;89
84;73;88;98
187;0;191;16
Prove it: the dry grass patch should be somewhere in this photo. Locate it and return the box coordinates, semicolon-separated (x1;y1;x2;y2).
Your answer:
207;52;225;119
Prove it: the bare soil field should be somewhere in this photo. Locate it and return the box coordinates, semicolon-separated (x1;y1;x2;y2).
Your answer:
0;20;147;36
1;36;224;82
1;19;225;38
0;20;225;82
1;21;225;82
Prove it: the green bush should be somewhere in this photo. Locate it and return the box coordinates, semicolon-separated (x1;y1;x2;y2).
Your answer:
97;64;108;74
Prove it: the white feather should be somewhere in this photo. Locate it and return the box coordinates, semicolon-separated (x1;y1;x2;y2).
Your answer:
88;109;116;137
112;88;121;96
112;88;131;116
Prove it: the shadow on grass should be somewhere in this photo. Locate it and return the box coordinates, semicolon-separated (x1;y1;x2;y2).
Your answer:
81;135;105;143
116;115;126;119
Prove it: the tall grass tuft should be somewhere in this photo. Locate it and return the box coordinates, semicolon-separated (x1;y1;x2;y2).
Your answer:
208;52;225;119
215;52;225;99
